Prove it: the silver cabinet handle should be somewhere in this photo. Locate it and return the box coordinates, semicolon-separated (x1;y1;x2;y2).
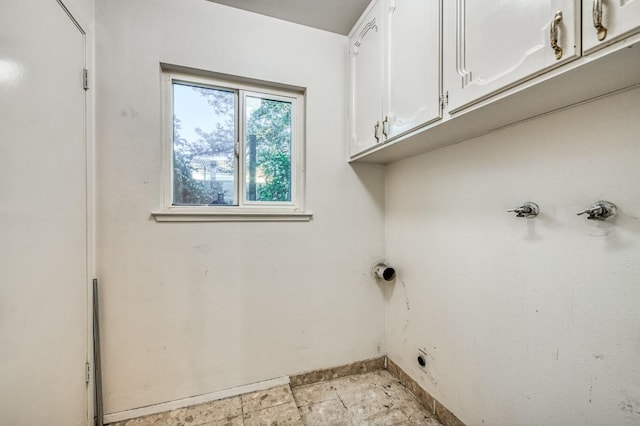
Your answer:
382;116;389;138
550;10;563;60
374;121;380;143
593;0;608;41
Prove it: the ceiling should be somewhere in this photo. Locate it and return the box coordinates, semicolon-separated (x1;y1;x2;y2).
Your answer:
206;0;371;35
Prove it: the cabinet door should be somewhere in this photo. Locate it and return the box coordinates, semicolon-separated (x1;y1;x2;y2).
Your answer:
583;0;640;53
444;0;580;112
385;0;441;139
349;0;384;157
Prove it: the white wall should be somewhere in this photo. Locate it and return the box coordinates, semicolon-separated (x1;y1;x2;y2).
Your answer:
63;0;94;31
385;87;640;425
95;0;385;415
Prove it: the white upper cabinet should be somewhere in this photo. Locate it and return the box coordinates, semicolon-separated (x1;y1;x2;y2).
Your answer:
349;0;441;158
349;0;384;157
444;0;580;112
582;0;640;53
348;0;640;163
384;0;441;139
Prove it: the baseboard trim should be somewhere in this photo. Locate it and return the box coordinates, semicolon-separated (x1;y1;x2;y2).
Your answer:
102;375;290;424
386;357;465;426
289;356;386;387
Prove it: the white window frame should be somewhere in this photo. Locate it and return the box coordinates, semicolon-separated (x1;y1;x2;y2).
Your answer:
152;69;311;222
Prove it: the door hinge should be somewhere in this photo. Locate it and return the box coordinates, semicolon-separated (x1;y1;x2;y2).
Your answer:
85;362;91;384
440;91;449;110
83;68;89;91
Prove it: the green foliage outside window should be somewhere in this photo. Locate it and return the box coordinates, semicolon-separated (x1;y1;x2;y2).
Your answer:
172;85;292;205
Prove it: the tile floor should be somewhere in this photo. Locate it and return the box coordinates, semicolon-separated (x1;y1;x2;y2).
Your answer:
108;370;442;426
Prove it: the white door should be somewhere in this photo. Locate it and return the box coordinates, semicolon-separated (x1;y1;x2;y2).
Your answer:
583;0;640;53
444;0;580;112
385;0;441;139
0;1;88;425
349;0;384;157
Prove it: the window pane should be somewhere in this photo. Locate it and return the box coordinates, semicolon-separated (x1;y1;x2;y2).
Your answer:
245;96;292;203
172;82;236;205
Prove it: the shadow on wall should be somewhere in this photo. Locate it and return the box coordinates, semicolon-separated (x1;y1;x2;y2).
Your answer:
350;162;386;213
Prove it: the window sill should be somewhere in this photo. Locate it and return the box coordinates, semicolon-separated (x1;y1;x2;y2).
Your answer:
150;209;313;222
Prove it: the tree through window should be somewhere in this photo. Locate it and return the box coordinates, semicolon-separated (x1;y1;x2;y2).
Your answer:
171;77;297;207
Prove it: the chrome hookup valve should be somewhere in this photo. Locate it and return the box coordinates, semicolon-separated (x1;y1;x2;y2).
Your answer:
508;202;539;218
577;200;617;220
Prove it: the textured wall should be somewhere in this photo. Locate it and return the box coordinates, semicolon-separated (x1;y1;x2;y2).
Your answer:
385;87;640;425
96;0;386;414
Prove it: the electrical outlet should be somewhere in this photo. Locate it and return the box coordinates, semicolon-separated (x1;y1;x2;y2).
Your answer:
417;348;428;372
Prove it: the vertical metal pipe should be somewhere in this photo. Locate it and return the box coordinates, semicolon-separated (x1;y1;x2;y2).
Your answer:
93;279;103;426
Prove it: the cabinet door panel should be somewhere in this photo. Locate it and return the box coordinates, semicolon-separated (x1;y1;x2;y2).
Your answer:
583;0;640;53
445;0;579;112
386;0;441;139
349;1;383;157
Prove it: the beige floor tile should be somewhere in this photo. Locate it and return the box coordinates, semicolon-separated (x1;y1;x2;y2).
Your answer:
292;381;340;407
366;369;401;387
330;371;435;425
242;384;295;414
298;399;352;425
351;407;408;425
331;373;379;394
379;378;415;399
393;417;442;426
337;385;391;409
333;377;382;406
399;401;435;424
243;401;303;426
198;415;244;426
185;396;242;425
121;408;188;426
108;371;441;426
345;392;404;423
377;380;435;422
380;381;420;404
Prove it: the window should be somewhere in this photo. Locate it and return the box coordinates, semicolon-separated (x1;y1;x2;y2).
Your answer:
153;69;310;222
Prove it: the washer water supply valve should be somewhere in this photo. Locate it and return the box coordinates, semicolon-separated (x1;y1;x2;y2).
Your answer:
507;202;539;218
577;200;617;220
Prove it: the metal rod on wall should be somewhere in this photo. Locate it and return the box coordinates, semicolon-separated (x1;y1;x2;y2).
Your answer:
93;279;104;426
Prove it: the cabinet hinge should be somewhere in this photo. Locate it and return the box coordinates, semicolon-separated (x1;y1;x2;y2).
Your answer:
85;362;91;384
83;68;89;91
351;42;360;56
